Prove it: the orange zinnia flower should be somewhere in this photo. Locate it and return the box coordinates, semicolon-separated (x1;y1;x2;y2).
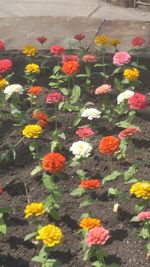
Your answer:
33;111;48;127
99;136;120;155
62;61;79;76
80;179;100;189
42;152;65;173
79;217;101;230
28;86;43;95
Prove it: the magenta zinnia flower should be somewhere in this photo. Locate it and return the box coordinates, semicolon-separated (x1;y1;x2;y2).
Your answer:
113;52;131;66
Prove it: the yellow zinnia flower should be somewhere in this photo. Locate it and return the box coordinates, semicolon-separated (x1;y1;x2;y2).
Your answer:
0;78;8;90
25;63;40;74
109;39;121;47
22;124;42;138
95;35;109;46
130;182;150;200
124;68;139;81
36;224;63;247
79;217;101;230
24;202;45;218
22;45;37;57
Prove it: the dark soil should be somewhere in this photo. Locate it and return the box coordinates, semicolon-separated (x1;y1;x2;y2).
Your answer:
0;51;150;267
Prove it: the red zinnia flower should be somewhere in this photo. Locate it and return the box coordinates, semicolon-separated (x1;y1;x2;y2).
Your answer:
62;54;79;63
62;61;79;76
74;33;85;41
50;45;65;56
132;37;145;47
75;127;96;139
99;136;120;155
0;187;4;195
128;92;147;110
42;152;65;173
0;59;13;74
46;92;64;104
28;86;43;95
80;179;100;189
118;127;140;140
36;36;47;45
0;40;5;51
33;111;48;127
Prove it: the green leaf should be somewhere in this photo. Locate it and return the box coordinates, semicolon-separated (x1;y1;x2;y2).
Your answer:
79;199;94;208
113;67;122;74
139;225;150;239
71;187;85;197
124;165;138;182
115;120;132;128
0;206;13;214
31;166;42;176
102;171;121;185
70;85;81;104
114;77;124;91
42;174;56;191
73;115;81;127
135;202;146;213
24;232;37;241
60;88;68;96
76;74;87;78
146;242;150;252
48;208;61;221
0;213;7;235
92;261;103;267
53;65;61;74
108;187;118;196
94;63;109;68
76;169;86;178
29;142;37;152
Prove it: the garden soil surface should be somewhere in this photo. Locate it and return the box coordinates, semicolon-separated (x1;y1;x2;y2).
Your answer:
0;51;150;267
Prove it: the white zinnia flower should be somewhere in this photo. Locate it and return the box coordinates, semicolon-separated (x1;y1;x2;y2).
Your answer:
70;141;92;159
4;84;24;97
81;108;101;120
117;90;134;105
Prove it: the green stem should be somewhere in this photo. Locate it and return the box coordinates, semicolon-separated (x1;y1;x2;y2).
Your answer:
54;103;58;131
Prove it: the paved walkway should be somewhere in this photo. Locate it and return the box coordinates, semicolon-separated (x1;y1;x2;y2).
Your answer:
0;0;149;21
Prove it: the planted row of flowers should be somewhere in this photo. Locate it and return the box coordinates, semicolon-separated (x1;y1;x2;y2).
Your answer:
0;34;150;267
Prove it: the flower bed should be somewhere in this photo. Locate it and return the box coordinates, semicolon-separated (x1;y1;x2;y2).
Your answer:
0;35;150;267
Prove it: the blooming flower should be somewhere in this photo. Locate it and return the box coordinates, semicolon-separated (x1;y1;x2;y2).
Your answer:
95;35;109;46
46;92;64;104
62;54;79;63
0;187;4;195
80;179;100;189
86;226;111;247
36;36;47;45
95;84;112;95
0;59;13;74
118;127;140;140
75;127;96;139
113;51;131;66
109;39;121;47
81;108;101;120
42;152;65;173
82;54;96;62
128;92;147;110
130;182;150;200
124;68;139;81
117;90;134;105
132;37;145;47
33;111;48;127
25;63;40;74
0;78;8;90
36;224;63;247
22;45;37;57
99;136;120;155
50;45;65;56
70;141;92;159
74;33;85;41
4;84;23;97
28;86;43;95
22;124;42;138
80;217;101;230
24;202;45;218
136;211;150;221
0;40;5;51
62;61;79;76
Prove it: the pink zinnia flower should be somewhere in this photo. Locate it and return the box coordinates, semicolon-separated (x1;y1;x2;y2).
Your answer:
50;45;65;56
0;40;5;51
82;54;96;62
128;92;147;110
95;84;112;95
136;211;150;221
62;54;79;63
0;59;13;74
118;127;140;140
113;52;131;66
86;226;111;247
132;37;145;47
75;127;96;139
46;92;64;104
74;33;85;41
